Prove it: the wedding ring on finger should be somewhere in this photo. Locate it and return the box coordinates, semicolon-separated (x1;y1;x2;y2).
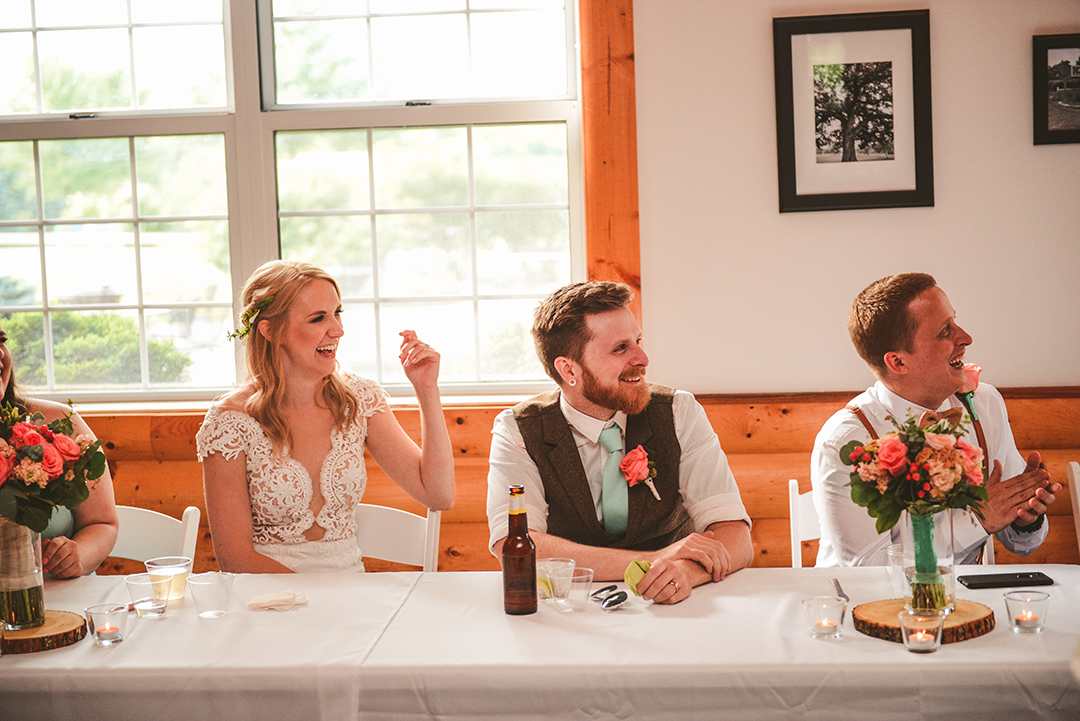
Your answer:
668;580;681;592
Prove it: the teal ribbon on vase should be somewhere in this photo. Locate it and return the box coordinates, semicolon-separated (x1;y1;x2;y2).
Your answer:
909;513;948;611
599;424;628;536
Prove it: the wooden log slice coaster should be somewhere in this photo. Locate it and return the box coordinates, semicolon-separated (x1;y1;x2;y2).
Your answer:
853;598;995;644
2;610;87;654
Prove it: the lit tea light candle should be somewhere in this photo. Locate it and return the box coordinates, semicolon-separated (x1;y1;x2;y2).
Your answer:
813;619;837;629
96;624;122;642
1014;611;1041;629
906;630;936;651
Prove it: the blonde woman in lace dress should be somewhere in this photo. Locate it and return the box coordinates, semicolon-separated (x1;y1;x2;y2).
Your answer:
196;261;454;573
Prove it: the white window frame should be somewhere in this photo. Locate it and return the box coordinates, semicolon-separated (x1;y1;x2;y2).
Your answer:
1;0;584;404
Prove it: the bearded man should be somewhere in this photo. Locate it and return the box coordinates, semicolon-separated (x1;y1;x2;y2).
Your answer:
485;282;752;604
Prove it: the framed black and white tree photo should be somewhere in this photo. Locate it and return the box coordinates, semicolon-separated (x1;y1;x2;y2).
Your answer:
773;10;934;212
1033;33;1080;145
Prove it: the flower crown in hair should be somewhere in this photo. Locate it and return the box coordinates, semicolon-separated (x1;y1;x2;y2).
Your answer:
226;294;275;341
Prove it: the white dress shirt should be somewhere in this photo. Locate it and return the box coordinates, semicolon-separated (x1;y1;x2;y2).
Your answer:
486;390;751;552
811;381;1049;567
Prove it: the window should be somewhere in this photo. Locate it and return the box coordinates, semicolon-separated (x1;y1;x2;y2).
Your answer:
0;1;581;401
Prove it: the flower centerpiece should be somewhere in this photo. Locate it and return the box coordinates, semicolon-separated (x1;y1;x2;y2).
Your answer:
840;405;987;611
0;402;106;629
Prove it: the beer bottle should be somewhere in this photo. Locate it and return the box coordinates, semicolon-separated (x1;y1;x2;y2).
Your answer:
501;484;537;615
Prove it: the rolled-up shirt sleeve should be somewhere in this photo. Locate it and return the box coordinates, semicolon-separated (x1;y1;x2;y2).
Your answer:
486;408;550;554
674;391;751;532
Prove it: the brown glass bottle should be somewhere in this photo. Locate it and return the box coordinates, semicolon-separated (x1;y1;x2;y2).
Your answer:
501;484;537;615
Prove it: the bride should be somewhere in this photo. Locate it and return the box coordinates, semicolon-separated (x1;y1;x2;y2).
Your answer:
196;261;454;573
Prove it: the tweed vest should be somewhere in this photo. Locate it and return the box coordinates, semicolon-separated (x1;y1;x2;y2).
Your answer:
512;384;692;551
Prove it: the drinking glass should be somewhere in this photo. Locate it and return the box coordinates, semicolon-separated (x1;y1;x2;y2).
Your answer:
188;571;234;618
887;544;909;597
124;572;170;618
559;567;594;614
536;558;575;603
145;556;192;601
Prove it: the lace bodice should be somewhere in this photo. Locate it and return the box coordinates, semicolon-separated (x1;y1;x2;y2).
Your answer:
195;374;389;547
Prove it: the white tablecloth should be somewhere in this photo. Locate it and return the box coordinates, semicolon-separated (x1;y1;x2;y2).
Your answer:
2;565;1078;720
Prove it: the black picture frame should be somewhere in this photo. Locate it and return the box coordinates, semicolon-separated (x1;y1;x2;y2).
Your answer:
773;10;934;213
1033;33;1080;145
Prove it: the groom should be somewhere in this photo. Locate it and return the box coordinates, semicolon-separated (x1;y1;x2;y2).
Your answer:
811;272;1060;567
485;281;752;604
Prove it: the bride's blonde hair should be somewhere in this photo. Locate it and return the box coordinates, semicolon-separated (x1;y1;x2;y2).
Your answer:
237;260;358;456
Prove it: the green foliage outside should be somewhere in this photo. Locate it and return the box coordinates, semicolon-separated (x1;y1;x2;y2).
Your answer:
3;308;192;389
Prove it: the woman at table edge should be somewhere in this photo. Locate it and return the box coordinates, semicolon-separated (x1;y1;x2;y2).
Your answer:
197;260;455;573
0;321;120;578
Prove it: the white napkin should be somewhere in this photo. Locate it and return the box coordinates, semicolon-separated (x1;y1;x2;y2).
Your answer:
248;589;309;611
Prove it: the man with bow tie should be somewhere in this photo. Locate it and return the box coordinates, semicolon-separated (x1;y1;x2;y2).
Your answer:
812;273;1060;567
485;281;752;603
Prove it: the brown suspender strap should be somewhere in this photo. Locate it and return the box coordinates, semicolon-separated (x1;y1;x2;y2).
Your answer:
955;394;991;478
845;405;878;440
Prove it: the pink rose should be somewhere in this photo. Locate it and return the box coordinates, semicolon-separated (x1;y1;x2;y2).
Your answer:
39;442;64;478
956;440;984;485
620;445;650;487
959;363;982;394
0;453;10;486
10;422;46;450
923;432;956;450
49;433;83;463
876;434;910;476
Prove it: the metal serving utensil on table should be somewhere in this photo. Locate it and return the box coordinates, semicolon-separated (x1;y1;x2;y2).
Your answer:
831;578;849;624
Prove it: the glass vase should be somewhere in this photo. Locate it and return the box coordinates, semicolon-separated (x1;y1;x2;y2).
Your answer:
0;517;46;630
900;511;955;613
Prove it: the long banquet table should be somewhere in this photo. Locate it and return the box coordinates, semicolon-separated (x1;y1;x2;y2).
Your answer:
2;565;1078;720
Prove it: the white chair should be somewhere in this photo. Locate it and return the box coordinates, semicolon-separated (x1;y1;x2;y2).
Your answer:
981;533;996;565
1069;461;1080;560
112;506;200;562
355;504;441;572
788;479;819;569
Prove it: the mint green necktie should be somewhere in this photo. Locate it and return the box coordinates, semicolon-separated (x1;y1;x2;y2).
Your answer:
599;423;628;535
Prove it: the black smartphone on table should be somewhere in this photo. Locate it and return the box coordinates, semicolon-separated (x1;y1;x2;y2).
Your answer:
957;571;1054;589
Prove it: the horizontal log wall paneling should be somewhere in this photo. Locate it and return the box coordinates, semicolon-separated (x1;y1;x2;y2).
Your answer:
83;388;1080;575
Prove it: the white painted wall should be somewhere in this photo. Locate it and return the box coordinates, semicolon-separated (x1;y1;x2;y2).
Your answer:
633;0;1080;393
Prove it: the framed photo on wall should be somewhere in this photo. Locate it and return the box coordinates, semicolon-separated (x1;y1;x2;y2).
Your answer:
773;10;934;212
1033;33;1080;145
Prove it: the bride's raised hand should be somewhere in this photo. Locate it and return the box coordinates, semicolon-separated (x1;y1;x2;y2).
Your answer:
398;330;440;391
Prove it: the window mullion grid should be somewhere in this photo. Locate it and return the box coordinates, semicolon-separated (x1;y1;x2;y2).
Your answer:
29;2;43;115
128;137;150;390
31;139;55;392
466;124;481;384
366;127;383;384
127;1;138;111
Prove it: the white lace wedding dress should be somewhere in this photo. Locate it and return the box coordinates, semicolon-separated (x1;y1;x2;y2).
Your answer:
195;374;389;572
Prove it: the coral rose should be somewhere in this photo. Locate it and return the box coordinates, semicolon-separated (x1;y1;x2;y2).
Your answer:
876;434;910;476
11;422;46;450
620;445;650;486
956;440;984;485
0;452;10;486
39;442;64;478
50;432;83;462
959;363;982;394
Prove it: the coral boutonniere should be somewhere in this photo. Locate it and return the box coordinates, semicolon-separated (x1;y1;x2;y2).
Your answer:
954;362;982;422
620;445;661;501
